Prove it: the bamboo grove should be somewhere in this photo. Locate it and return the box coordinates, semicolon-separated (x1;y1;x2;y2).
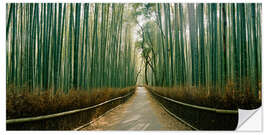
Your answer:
6;3;138;93
137;3;261;99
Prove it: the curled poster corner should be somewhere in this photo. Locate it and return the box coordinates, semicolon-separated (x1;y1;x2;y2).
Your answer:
236;107;262;131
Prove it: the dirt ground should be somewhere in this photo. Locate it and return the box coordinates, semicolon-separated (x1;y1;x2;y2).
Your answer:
80;87;192;131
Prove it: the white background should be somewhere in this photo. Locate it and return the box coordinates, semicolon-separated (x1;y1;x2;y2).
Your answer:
0;0;268;135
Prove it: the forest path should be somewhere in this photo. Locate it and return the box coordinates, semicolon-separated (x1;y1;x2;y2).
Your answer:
80;87;192;131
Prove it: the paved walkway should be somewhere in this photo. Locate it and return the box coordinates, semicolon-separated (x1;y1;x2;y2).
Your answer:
80;87;192;131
